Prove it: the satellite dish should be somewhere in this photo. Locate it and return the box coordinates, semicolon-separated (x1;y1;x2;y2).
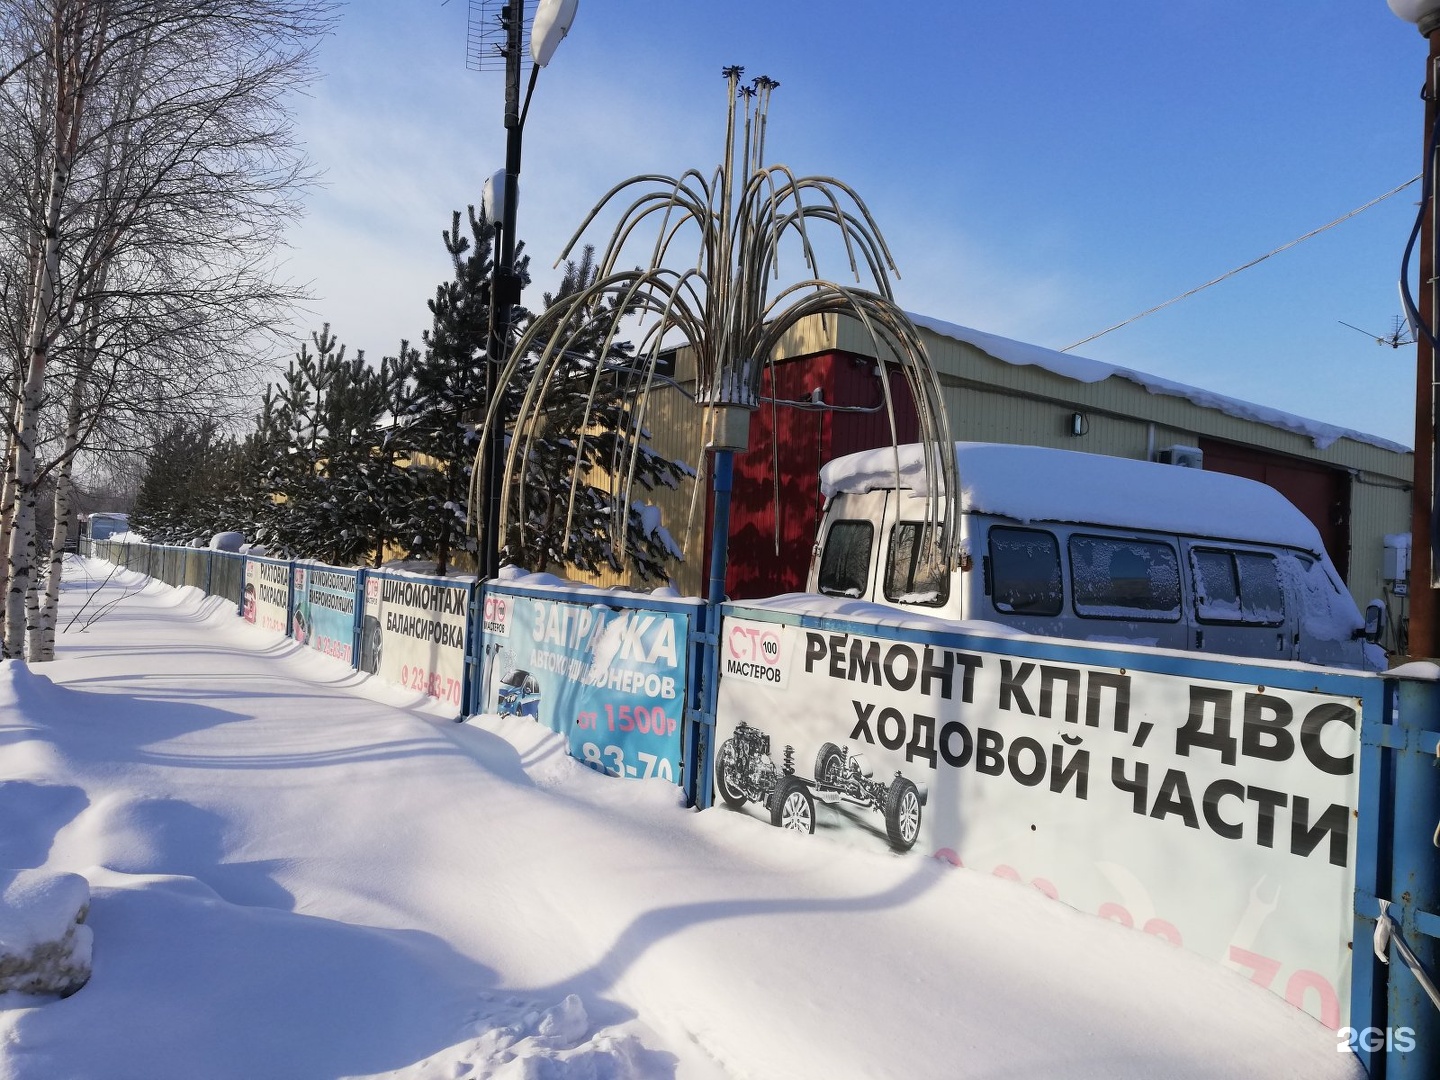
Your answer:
531;0;578;67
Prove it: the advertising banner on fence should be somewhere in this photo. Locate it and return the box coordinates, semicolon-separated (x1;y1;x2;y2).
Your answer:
360;574;469;711
481;590;688;784
714;613;1363;1028
243;558;290;634
292;566;358;664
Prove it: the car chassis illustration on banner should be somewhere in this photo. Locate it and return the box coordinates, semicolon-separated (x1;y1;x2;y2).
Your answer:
715;721;927;851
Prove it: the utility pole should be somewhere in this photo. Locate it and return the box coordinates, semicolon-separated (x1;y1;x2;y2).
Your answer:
1416;24;1440;654
482;1;526;581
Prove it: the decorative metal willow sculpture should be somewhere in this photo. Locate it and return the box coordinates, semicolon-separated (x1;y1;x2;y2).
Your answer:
472;65;958;599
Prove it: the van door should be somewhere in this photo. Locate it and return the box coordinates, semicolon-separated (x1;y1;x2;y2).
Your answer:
1184;542;1295;662
810;491;890;602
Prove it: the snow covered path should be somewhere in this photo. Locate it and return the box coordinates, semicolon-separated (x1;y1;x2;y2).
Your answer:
0;560;1363;1079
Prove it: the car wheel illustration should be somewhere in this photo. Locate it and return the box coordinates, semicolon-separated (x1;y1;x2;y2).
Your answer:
715;738;748;808
884;775;922;852
814;741;846;785
770;776;815;835
360;615;382;674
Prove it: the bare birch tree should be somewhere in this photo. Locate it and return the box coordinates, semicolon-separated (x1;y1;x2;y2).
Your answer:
0;0;332;659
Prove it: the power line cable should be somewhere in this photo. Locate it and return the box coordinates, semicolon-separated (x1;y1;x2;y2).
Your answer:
1060;176;1422;353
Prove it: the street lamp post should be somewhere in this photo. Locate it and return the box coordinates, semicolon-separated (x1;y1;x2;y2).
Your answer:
1390;0;1440;655
480;0;577;581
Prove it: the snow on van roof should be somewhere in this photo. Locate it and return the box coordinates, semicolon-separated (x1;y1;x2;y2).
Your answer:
909;314;1411;455
819;441;1327;553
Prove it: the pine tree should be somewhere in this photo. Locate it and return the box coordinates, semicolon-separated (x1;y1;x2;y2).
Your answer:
258;327;417;565
132;424;213;543
208;431;276;543
402;208;529;575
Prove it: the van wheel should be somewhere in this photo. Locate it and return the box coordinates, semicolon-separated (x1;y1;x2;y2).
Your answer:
884;777;922;852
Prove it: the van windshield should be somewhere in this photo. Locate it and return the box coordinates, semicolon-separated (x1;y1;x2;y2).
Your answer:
88;515;128;540
884;523;949;606
818;520;873;598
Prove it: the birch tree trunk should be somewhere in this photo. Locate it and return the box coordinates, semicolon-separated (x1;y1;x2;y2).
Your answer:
32;374;86;662
0;424;19;623
23;482;42;650
7;172;66;657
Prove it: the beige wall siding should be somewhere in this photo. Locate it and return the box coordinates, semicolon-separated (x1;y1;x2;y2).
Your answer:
774;314;1408;478
1347;475;1412;608
623;379;706;596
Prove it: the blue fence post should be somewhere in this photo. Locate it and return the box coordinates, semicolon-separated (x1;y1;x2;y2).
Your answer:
685;600;717;810
680;602;706;808
1352;677;1393;1078
1355;671;1440;1079
1385;675;1440;1078
463;581;482;719
687;450;736;809
284;561;295;639
352;569;367;671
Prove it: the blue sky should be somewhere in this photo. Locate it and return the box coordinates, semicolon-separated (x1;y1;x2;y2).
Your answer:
283;1;1427;446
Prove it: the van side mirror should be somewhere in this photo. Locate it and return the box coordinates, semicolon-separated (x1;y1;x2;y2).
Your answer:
1363;600;1386;644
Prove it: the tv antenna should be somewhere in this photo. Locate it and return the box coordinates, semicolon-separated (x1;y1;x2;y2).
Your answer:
1338;316;1414;349
464;0;535;72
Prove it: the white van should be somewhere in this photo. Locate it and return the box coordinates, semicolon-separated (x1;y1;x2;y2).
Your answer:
806;442;1383;671
83;512;129;541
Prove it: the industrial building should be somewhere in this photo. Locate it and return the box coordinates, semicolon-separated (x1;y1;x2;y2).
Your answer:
622;312;1412;639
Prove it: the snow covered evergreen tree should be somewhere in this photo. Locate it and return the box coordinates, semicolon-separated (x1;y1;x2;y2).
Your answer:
401;208;528;575
130;230;691;582
131;425;214;544
258;327;416;565
131;424;268;544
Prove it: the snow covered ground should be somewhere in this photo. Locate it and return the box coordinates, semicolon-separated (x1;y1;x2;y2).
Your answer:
0;558;1364;1079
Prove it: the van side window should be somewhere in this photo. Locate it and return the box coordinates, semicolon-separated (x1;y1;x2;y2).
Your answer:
1069;535;1180;620
1192;548;1284;625
818;520;874;598
988;527;1062;615
884;523;949;606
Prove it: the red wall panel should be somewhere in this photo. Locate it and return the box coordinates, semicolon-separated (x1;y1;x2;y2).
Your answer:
1198;438;1350;579
719;352;919;599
